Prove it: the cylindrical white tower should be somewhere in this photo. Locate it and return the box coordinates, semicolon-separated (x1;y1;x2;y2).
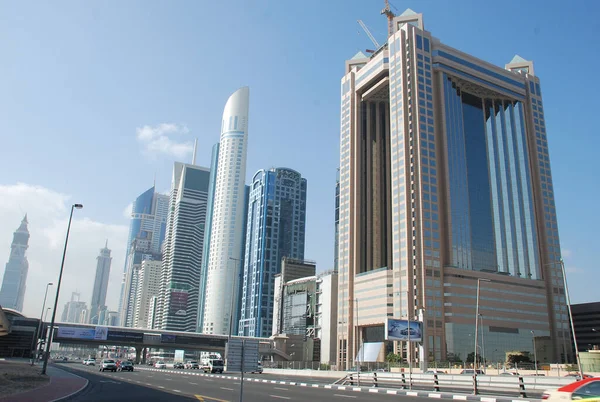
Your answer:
202;87;249;335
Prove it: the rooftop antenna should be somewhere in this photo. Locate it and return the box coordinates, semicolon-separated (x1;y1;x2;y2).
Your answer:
191;138;198;165
381;0;396;38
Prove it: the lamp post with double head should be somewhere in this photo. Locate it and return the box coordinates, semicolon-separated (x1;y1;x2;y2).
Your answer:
41;203;83;375
474;278;490;372
30;282;53;364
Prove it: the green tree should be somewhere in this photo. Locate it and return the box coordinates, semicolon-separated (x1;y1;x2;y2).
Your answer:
507;353;532;365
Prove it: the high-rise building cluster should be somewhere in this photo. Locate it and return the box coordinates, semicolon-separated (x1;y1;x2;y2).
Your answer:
0;7;575;368
115;87;311;340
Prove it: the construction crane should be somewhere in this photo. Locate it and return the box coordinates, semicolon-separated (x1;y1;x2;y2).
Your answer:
357;19;380;49
381;0;395;38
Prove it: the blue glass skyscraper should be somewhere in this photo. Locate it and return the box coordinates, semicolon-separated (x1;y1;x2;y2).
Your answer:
118;185;169;325
238;168;307;338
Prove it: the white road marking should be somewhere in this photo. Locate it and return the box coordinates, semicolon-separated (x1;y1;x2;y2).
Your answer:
453;396;467;400
158;386;165;389
386;390;397;395
334;395;356;399
270;396;290;400
369;389;379;393
220;387;234;391
352;387;361;391
407;391;419;396
274;387;288;391
429;394;442;398
189;382;198;385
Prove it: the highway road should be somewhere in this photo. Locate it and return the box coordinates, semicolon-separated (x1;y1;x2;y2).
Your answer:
57;363;427;402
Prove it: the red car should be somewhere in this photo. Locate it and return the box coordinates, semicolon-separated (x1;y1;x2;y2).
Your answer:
543;377;600;401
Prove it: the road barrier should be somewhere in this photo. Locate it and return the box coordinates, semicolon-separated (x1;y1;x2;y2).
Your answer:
335;372;574;397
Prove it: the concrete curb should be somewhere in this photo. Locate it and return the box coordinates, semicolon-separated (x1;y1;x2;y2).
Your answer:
48;367;89;402
136;367;540;402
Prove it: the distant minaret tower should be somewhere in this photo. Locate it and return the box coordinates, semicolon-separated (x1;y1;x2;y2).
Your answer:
0;215;30;312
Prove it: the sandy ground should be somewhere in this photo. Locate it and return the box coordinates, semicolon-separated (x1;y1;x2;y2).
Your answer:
0;361;49;398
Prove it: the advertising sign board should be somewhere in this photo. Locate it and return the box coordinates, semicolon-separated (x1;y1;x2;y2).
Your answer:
385;318;423;342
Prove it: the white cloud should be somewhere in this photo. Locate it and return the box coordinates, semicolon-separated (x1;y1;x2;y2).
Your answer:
122;202;133;219
0;183;128;319
136;123;194;159
561;248;572;258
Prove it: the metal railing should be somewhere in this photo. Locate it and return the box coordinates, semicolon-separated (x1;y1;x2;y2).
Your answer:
337;372;575;397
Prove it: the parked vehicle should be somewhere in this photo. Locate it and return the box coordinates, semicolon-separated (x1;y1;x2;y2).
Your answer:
100;359;117;372
543;377;600;401
155;361;166;369
117;361;134;372
460;369;485;375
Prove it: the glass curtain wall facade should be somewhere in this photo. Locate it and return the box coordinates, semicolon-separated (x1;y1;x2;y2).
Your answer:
0;216;29;312
156;162;210;332
238;168;307;338
118;186;168;324
337;9;567;369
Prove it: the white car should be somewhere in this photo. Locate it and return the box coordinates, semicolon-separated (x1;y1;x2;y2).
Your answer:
542;377;600;402
83;358;96;366
155;361;166;369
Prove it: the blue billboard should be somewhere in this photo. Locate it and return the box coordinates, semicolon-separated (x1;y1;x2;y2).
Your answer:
385;318;423;342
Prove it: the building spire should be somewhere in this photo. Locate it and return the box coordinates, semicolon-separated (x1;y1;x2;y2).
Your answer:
192;138;198;165
105;239;108;249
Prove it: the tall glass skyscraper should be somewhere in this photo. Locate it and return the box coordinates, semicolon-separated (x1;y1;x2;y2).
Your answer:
197;143;219;332
156;162;211;332
202;87;250;336
118;186;168;325
238;168;307;337
89;241;112;324
0;215;29;312
337;9;567;368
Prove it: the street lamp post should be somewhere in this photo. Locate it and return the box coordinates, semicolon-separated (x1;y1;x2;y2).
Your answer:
474;279;490;372
30;282;53;364
558;259;583;379
41;203;83;375
228;257;242;340
531;330;538;376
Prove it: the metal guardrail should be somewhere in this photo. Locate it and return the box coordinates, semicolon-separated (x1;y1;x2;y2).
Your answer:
339;372;575;397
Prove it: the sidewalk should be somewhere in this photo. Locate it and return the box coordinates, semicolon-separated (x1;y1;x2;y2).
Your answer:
1;365;88;402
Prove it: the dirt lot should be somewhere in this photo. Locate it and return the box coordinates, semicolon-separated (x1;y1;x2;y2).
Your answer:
0;361;49;398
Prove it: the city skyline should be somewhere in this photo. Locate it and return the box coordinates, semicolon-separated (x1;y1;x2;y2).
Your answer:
0;1;598;320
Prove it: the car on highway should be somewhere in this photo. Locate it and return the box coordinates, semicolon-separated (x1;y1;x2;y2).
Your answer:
202;359;224;373
83;358;96;366
186;361;200;369
543;377;600;401
154;361;166;369
117;361;134;372
100;359;117;372
173;362;185;369
251;362;263;374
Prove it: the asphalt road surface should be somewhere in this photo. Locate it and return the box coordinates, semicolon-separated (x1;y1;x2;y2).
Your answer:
57;363;428;402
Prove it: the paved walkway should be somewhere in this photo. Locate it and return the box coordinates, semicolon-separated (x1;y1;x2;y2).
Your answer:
2;365;88;402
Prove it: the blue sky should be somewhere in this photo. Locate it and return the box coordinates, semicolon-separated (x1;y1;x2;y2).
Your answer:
0;0;598;316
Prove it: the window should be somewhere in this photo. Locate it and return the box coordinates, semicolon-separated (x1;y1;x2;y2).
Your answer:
416;35;423;50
